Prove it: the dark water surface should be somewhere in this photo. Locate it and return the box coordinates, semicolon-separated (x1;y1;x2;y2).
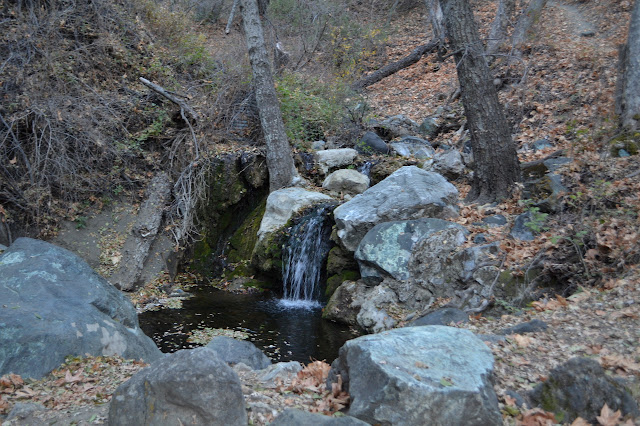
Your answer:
138;285;360;364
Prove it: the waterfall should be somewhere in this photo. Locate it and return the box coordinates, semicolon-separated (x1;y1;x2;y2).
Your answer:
357;161;376;177
280;204;334;309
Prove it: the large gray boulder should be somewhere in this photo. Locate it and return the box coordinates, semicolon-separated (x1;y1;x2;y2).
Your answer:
257;187;333;240
0;238;162;379
355;218;467;285
409;234;504;312
206;336;271;370
322;169;370;196
108;347;246;426
333;166;459;252
427;150;466;180
315;148;358;174
328;326;501;425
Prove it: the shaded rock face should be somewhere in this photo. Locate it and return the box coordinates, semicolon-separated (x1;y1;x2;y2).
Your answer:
322;280;364;325
333;166;459;252
357;131;390;154
407;307;469;327
270;409;369;425
426;150;466;180
355;218;467;285
108;347;247;426
322;169;370;196
390;136;434;159
328;326;501;426
529;357;639;424
409;236;504;312
315;148;358;174
0;238;162;379
205;336;271;370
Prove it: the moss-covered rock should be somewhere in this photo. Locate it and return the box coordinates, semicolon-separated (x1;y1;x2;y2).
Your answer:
251;226;288;279
191;152;268;274
325;269;360;298
227;200;266;264
609;132;639;157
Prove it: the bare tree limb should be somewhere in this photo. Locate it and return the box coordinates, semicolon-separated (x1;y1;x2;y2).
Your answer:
351;40;438;91
139;77;200;123
225;0;240;34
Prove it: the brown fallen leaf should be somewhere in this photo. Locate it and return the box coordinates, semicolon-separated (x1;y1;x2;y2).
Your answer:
571;417;590;426
596;403;621;426
513;334;533;348
518;408;557;426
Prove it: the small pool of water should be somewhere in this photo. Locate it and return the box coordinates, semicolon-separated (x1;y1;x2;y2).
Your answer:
138;286;361;364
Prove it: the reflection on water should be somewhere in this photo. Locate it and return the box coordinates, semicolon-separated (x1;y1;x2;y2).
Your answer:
139;286;360;364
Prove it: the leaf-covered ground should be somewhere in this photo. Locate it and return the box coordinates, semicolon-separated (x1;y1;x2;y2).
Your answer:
2;0;639;424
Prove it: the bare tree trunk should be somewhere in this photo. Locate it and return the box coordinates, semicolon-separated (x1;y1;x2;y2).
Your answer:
425;0;445;46
351;41;438;91
240;0;297;191
617;0;640;131
487;0;515;56
511;0;547;54
440;0;521;203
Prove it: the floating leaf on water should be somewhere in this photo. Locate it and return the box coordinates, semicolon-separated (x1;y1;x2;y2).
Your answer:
187;327;249;345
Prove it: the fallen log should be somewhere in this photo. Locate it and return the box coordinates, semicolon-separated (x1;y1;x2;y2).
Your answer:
351;40;438;91
111;172;172;291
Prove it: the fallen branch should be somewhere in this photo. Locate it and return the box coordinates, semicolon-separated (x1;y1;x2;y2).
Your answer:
139;77;200;159
139;77;199;123
351;40;438;91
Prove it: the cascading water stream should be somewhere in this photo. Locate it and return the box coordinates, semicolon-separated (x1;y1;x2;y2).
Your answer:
280;204;335;309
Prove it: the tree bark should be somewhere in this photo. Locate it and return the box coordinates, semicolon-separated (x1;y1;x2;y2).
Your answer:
240;0;297;191
487;0;515;56
511;0;548;54
440;0;521;203
617;0;640;131
425;0;445;46
111;172;172;291
351;41;438;91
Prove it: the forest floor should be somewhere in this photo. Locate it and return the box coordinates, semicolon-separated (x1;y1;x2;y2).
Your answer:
1;0;639;424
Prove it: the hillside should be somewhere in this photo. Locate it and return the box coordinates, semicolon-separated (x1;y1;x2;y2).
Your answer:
1;0;639;424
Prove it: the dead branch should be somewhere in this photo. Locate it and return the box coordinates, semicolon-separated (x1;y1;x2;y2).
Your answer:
139;77;200;160
351;40;438;91
139;77;199;123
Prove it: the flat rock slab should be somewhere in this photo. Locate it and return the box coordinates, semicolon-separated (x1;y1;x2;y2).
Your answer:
0;238;161;379
329;326;501;426
257;188;333;239
333;166;459;252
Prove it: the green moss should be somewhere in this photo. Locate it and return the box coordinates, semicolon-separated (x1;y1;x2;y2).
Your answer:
609;133;639;156
325;270;359;297
193;239;213;265
227;200;266;263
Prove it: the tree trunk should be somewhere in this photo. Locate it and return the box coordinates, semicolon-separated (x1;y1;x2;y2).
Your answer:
617;0;640;131
511;0;548;54
240;0;297;191
351;41;438;91
487;0;515;56
440;0;521;203
425;0;445;46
